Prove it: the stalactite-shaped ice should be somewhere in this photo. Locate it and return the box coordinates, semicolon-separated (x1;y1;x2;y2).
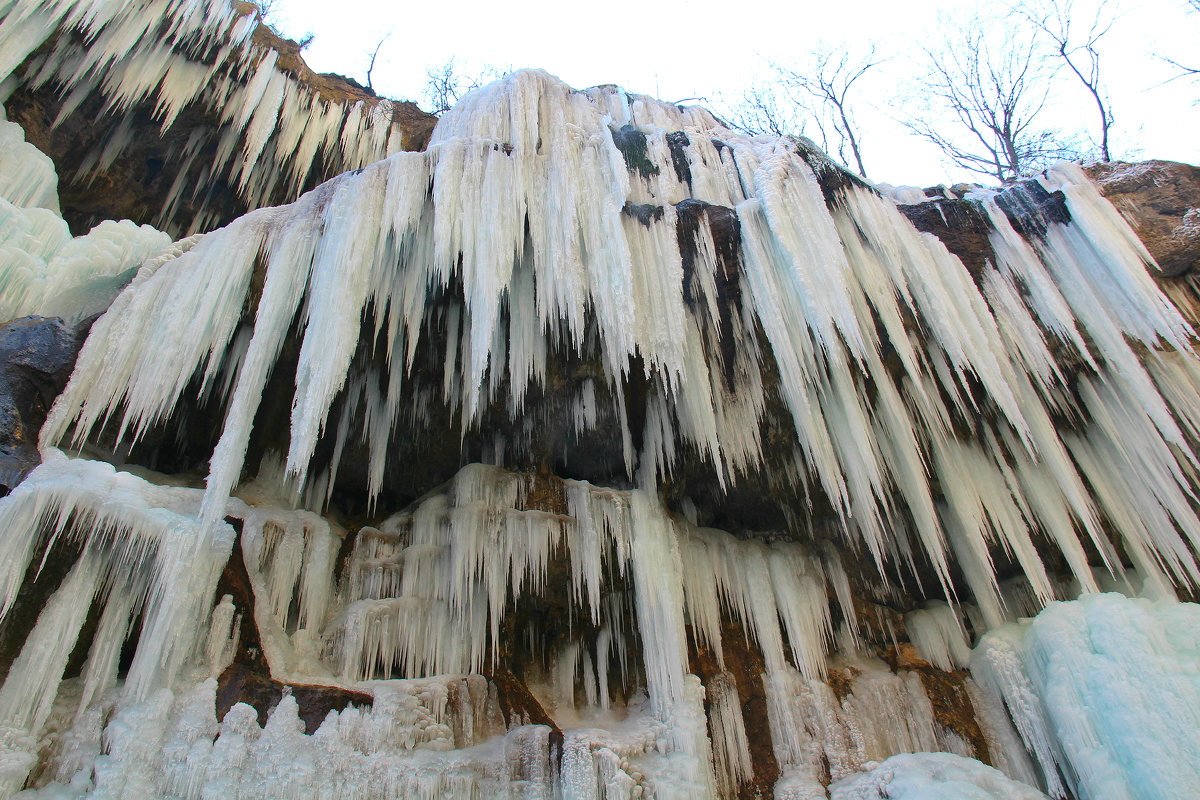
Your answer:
2;36;1200;800
906;602;972;671
705;672;753;797
32;66;1200;641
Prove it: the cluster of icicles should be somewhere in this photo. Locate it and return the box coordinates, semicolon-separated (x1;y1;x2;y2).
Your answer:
0;454;1039;799
0;0;411;233
0;59;1198;798
38;68;1200;628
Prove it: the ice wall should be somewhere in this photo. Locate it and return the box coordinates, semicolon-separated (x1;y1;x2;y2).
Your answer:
0;455;1019;799
973;592;1200;800
0;34;1199;800
36;69;1200;628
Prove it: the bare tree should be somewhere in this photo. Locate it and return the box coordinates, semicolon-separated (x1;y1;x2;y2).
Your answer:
1010;0;1116;161
904;13;1077;183
772;44;883;177
728;46;880;176
251;2;314;53
365;33;391;93
1159;0;1200;80
423;59;508;114
423;58;475;114
255;0;277;21
727;83;808;139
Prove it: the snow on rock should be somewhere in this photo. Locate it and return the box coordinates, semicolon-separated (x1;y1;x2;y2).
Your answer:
972;593;1200;800
829;752;1049;800
874;184;933;205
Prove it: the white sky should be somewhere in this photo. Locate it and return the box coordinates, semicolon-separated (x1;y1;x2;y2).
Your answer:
270;0;1200;187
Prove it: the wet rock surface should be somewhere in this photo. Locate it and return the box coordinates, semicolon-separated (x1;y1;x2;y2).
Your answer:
898;197;997;276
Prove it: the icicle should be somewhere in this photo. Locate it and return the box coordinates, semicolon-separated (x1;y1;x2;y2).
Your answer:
705;672;752;797
906;602;972;671
0;0;409;230
0;552;100;734
203;593;240;678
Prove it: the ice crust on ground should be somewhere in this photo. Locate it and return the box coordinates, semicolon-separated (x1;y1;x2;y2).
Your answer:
828;752;1049;800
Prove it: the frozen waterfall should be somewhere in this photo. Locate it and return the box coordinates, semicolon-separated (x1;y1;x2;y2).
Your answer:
0;4;1199;797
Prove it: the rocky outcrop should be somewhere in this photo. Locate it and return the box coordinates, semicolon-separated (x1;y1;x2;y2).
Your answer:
0;316;87;494
1086;160;1200;325
1086;160;1200;278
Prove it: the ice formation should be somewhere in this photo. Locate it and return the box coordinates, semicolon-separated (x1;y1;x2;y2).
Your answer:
0;0;422;233
973;593;1200;800
0;105;57;213
0;107;173;324
35;69;1200;625
0;457;1019;799
827;752;1049;800
0;11;1199;796
905;603;972;672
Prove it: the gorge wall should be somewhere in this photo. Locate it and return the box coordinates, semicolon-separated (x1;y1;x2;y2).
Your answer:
1;3;1200;799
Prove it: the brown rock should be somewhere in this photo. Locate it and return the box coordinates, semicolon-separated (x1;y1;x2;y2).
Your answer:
899;197;997;277
214;518;373;734
1086;160;1200;278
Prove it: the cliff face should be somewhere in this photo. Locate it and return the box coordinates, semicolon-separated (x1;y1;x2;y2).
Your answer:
2;5;1200;800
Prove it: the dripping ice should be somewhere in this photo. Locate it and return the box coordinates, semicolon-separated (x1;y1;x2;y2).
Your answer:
0;15;1197;797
